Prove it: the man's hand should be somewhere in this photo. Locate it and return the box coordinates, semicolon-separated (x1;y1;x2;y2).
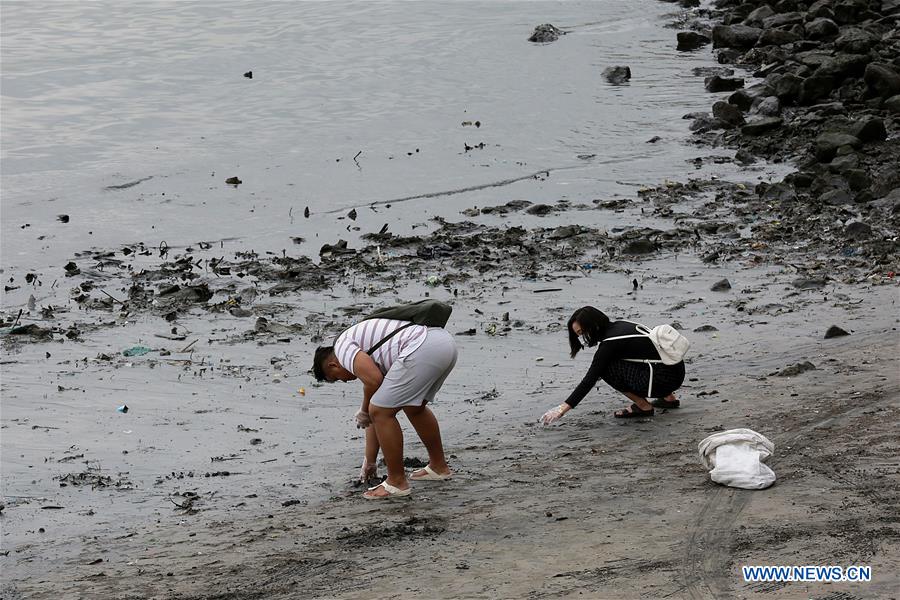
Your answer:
355;409;372;429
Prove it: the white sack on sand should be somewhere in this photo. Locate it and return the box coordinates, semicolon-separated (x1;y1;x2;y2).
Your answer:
698;428;776;490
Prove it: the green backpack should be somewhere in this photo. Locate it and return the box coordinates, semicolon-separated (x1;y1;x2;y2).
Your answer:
359;299;452;354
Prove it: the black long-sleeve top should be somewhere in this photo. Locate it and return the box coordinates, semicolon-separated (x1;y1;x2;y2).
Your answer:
564;321;661;408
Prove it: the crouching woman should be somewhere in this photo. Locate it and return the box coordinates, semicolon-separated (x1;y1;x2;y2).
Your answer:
541;306;685;424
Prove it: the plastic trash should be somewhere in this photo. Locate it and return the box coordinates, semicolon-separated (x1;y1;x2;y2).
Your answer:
698;428;775;489
122;346;151;357
424;275;442;287
116;404;129;414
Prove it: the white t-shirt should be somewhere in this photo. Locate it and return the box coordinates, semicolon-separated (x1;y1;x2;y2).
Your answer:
334;318;428;375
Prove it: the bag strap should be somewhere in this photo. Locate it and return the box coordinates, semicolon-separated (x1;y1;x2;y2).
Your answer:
366;322;415;355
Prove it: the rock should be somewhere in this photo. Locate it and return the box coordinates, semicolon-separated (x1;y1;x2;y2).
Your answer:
526;204;553;216
792;277;827;289
849;116;886;143
808;0;835;19
712;24;762;49
225;176;242;185
814;132;860;162
548;225;583;240
57;214;69;223
677;31;711;51
814;54;870;80
845;169;870;191
819;188;853;205
830;153;860;172
884;94;900;114
824;325;850;338
621;239;657;255
773;73;804;101
8;324;53;339
712;101;745;126
528;24;563;43
844;221;872;240
762;182;797;202
755;96;781;116
705;76;744;92
711;278;732;292
835;28;877;53
735;149;757;164
761;12;804;28
805;17;839;39
743;5;775;26
799;75;835;104
864;63;900;98
602;66;631;84
741;117;783;135
775;361;816;376
757;29;802;46
693;325;719;332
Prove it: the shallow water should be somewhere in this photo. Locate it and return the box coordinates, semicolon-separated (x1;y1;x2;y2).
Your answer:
2;0;787;274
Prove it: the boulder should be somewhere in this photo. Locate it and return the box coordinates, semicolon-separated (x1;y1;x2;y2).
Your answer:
835;28;877;53
677;31;711;51
741;117;783;135
824;325;850;338
528;24;563;43
744;5;776;26
845;169;870;191
622;239;657;255
814;54;870;80
758;29;802;46
819;189;853;205
800;75;835;103
830;153;860;172
844;221;872;240
712;24;762;48
713;100;746;126
814;132;861;161
807;0;835;18
774;73;804;101
602;66;631;84
849;116;886;143
755;95;782;116
711;278;732;292
864;63;900;99
884;94;900;114
706;76;745;92
805;17;839;39
761;12;805;28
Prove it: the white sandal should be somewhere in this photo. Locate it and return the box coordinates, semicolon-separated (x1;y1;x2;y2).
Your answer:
363;481;411;499
409;464;453;481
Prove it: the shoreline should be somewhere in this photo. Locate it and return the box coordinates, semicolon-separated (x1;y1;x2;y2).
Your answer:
2;1;899;597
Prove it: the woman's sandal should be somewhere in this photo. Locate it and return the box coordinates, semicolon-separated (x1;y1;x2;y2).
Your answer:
650;398;680;409
614;403;655;419
363;481;411;500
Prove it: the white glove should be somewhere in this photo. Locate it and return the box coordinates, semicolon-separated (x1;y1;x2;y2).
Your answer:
359;458;377;482
540;405;566;425
355;409;372;429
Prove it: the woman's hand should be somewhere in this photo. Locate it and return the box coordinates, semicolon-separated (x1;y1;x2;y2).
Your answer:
540;403;571;425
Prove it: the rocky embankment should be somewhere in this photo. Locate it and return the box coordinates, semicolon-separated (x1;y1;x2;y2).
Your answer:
675;0;899;271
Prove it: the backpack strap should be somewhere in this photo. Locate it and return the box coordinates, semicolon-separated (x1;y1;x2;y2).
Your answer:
366;322;415;355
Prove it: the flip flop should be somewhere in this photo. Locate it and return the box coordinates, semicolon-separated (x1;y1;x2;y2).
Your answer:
363;481;411;500
650;398;680;409
409;465;452;481
614;403;655;419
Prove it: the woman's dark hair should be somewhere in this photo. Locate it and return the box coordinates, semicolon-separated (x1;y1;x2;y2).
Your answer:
312;346;335;382
567;306;610;358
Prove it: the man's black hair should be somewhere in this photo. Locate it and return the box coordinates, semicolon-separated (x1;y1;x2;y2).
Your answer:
312;346;335;382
